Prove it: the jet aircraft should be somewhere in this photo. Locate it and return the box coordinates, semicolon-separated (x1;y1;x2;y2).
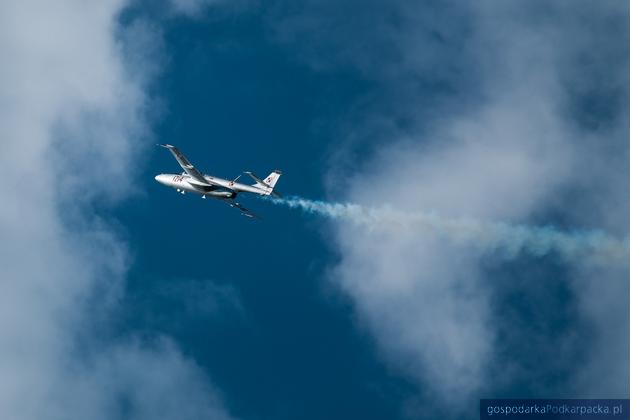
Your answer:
155;144;281;218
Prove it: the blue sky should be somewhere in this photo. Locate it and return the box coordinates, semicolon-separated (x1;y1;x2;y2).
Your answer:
117;5;411;419
3;1;630;420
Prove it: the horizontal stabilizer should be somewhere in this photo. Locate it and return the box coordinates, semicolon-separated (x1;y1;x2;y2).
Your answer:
244;171;266;186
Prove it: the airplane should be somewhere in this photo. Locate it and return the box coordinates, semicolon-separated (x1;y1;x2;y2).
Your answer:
154;144;281;218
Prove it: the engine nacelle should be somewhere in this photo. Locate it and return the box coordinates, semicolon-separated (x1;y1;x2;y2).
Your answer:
208;191;235;198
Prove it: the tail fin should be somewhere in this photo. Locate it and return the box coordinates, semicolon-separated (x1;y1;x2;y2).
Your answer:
244;170;282;196
262;170;282;188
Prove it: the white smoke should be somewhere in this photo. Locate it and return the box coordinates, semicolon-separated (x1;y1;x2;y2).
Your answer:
270;197;630;264
266;0;630;415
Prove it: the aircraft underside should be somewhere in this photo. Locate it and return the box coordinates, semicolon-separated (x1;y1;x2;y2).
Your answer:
191;183;236;198
178;180;237;199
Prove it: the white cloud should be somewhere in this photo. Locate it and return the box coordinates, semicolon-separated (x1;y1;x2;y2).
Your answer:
299;0;630;414
0;1;234;419
323;3;571;408
167;0;225;17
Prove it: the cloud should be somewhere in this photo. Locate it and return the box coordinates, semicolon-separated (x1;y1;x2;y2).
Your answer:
268;0;630;416
0;1;234;419
167;0;216;17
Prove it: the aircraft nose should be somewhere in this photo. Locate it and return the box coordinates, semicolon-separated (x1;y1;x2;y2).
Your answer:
154;174;165;184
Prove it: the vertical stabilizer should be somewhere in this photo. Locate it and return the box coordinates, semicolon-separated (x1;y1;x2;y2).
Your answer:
244;170;283;196
262;170;282;188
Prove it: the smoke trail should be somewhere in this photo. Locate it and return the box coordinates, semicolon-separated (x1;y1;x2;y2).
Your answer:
268;196;630;263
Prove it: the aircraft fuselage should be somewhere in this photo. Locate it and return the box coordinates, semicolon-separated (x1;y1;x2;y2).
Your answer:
154;173;265;198
155;144;281;217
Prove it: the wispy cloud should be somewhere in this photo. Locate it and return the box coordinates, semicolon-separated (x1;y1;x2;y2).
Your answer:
0;1;234;419
167;0;220;17
268;0;630;416
165;0;248;18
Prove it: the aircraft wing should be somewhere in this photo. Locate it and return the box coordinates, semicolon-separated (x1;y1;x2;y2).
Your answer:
158;144;212;186
225;200;260;219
